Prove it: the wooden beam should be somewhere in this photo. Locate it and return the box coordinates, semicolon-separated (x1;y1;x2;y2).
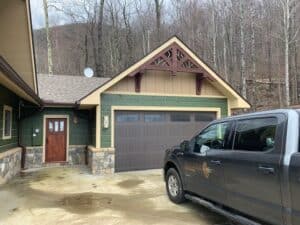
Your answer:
135;72;143;92
196;73;204;95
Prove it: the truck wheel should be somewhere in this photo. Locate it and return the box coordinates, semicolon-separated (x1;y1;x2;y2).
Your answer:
166;168;185;204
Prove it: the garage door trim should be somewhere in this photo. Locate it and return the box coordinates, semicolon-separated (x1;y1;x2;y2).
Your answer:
110;106;221;148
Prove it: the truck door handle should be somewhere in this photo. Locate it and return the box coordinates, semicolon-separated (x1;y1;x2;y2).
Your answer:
210;160;221;165
258;166;275;174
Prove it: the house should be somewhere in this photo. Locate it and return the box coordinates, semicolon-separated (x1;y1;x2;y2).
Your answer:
0;0;42;183
0;0;250;183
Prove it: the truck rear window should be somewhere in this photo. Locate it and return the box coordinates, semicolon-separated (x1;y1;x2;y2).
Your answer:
233;117;277;152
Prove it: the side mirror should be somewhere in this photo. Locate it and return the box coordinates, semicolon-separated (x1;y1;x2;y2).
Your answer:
200;145;210;155
180;140;190;152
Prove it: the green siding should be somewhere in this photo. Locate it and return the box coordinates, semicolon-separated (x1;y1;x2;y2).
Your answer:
0;85;19;153
101;93;228;148
20;108;93;146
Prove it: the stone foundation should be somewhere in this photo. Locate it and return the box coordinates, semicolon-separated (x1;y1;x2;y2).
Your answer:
0;148;22;184
24;145;87;169
88;146;115;175
25;146;43;169
68;146;86;165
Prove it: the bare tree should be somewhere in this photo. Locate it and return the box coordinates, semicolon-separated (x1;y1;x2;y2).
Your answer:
33;0;300;109
43;0;53;75
154;0;163;44
250;1;257;109
96;0;105;77
239;0;246;98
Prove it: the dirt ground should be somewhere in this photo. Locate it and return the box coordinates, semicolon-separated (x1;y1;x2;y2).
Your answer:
0;167;229;225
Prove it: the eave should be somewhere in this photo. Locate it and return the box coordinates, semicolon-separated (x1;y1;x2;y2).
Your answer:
0;56;43;106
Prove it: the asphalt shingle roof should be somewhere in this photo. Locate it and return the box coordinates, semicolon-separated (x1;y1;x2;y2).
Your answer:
38;74;110;104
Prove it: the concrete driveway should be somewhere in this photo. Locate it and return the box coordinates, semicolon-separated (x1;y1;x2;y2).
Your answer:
0;167;228;225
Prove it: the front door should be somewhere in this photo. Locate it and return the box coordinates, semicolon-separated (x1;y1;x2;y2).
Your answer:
45;118;67;162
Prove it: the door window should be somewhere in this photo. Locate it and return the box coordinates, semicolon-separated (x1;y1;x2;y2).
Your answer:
116;113;139;122
144;113;166;122
54;121;59;132
233;117;278;152
60;121;64;132
192;122;231;153
170;112;190;122
194;112;216;122
48;121;54;132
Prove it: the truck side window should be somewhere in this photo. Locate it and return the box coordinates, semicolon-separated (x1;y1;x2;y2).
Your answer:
233;117;278;152
193;122;231;153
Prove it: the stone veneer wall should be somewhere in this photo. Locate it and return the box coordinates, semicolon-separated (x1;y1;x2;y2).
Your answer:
88;146;114;174
24;145;87;169
0;148;21;184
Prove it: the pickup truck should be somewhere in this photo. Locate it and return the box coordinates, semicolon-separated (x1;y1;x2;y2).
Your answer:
163;109;300;225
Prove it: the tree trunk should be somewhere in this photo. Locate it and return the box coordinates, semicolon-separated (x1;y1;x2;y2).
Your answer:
222;22;228;81
284;0;290;106
250;3;256;109
211;0;217;69
239;0;246;98
96;0;105;77
154;0;163;44
84;33;88;67
43;0;53;75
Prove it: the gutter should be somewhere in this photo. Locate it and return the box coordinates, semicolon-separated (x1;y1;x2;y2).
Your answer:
0;56;43;106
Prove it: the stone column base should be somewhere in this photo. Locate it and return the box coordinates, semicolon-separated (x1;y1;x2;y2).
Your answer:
87;146;115;175
0;147;22;184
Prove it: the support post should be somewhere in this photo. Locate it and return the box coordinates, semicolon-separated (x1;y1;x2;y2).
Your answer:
196;73;204;95
96;104;100;149
135;72;143;92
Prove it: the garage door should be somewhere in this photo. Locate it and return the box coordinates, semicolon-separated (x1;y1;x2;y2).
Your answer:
115;111;216;172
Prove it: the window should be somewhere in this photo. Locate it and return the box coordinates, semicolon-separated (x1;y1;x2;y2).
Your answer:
233;117;278;152
195;112;216;122
144;113;166;122
116;113;139;122
192;122;231;153
54;121;59;132
2;105;12;139
60;121;64;132
48;121;54;132
170;112;190;122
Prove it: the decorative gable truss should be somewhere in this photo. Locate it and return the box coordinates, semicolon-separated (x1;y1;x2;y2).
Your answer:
130;43;214;95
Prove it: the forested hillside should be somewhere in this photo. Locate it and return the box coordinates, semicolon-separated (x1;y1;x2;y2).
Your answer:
33;0;300;110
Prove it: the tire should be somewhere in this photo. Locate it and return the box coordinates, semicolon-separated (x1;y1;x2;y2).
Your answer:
166;168;185;204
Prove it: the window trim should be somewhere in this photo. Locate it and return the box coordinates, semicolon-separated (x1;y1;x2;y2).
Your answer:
231;116;278;153
2;105;12;140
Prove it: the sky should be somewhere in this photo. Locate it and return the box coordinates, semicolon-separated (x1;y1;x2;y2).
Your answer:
30;0;173;30
30;0;44;29
30;0;72;29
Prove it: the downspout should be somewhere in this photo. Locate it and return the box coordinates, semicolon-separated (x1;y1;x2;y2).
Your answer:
18;100;26;170
75;102;89;166
18;100;44;170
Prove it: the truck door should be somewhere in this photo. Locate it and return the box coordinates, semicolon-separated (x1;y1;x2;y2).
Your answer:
289;153;300;225
184;121;232;206
220;115;285;225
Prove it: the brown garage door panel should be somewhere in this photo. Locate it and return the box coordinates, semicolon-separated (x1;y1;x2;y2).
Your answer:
115;111;216;172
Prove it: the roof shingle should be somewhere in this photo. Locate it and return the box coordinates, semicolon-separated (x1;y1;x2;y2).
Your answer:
38;74;110;104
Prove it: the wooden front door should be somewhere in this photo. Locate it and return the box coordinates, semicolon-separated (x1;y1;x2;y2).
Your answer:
45;118;67;162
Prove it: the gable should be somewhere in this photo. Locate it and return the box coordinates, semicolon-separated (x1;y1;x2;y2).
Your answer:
0;0;37;93
106;70;224;97
79;36;250;109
